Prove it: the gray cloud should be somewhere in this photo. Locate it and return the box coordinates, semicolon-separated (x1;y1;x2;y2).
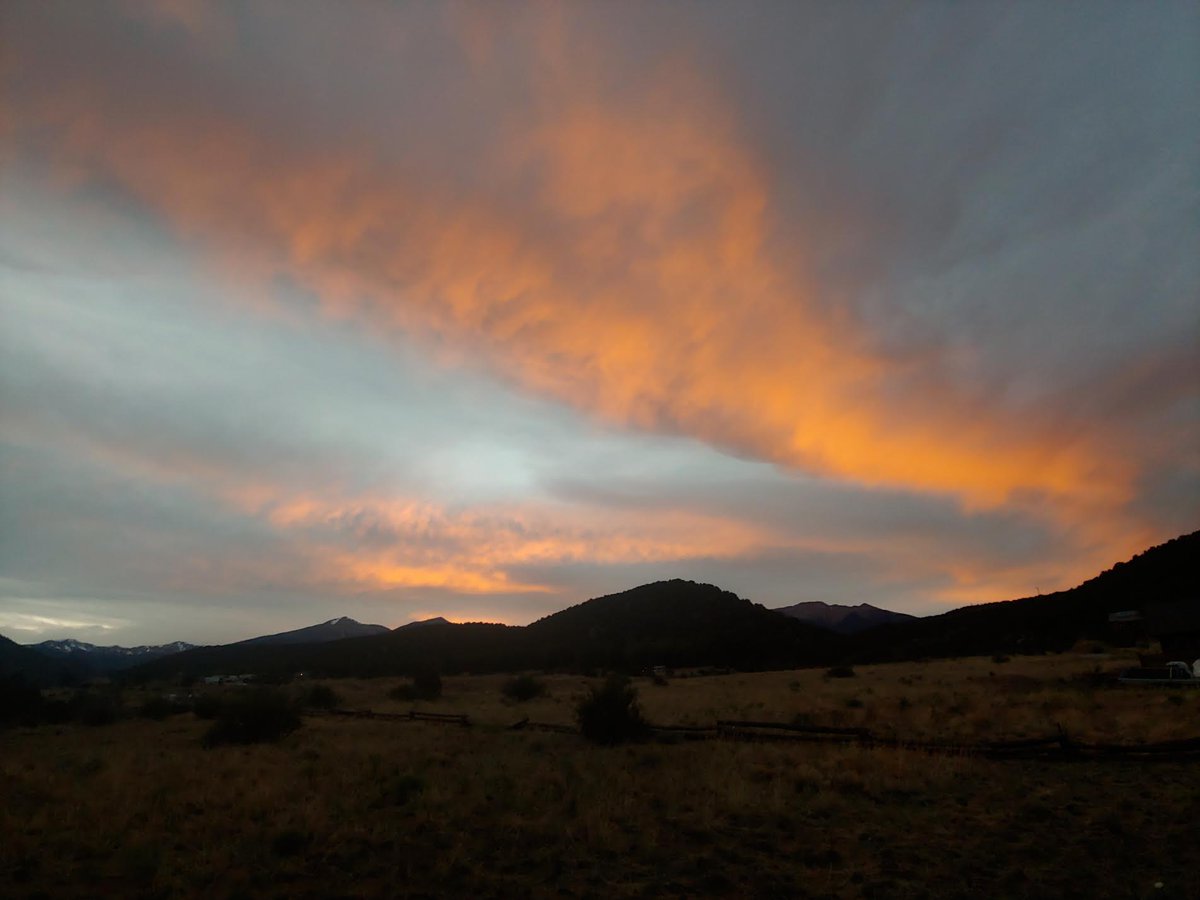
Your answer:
0;1;1195;644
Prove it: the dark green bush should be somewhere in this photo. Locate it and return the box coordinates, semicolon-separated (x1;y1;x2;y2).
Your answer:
0;676;45;727
201;689;301;747
826;666;856;678
374;773;426;808
192;693;222;719
72;691;122;726
301;684;342;709
502;674;546;702
139;695;182;720
270;829;311;857
389;671;442;702
577;675;647;745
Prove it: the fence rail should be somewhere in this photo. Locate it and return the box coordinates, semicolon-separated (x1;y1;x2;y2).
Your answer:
314;708;1200;761
324;708;470;726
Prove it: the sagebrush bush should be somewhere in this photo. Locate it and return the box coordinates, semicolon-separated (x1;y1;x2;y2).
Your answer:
139;695;183;720
271;829;311;858
577;675;647;745
201;689;301;747
72;691;122;726
0;676;45;727
192;693;222;719
390;671;443;702
301;684;342;709
374;773;426;808
502;674;546;702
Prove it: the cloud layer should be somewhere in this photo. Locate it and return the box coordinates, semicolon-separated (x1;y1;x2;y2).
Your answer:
1;2;1196;643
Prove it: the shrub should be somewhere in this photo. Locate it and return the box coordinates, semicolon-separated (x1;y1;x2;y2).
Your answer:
192;693;222;719
577;675;647;745
826;666;856;678
301;684;342;709
992;654;1011;664
201;689;301;747
0;676;45;727
374;773;426;808
71;691;122;726
502;674;546;702
139;695;181;720
271;829;311;858
412;671;442;700
390;671;442;702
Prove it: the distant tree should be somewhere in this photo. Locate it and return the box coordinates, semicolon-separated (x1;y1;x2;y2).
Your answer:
139;695;182;720
502;674;546;702
390;670;443;702
192;693;222;719
71;690;122;726
201;689;301;747
0;675;45;726
301;684;342;709
577;675;647;745
413;670;442;700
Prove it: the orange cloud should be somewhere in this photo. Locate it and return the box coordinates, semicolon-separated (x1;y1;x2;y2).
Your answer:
253;491;779;596
10;6;1150;566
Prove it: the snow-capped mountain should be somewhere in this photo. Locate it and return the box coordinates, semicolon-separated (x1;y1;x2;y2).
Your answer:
237;616;389;646
27;639;198;672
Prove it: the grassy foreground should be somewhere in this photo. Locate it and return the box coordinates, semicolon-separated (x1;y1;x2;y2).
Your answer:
3;653;1198;898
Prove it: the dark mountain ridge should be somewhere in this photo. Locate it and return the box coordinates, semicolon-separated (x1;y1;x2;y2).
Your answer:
774;601;915;634
524;580;841;671
848;531;1199;661
9;530;1197;685
1;634;80;686
28;639;197;673
237;616;389;646
128;580;842;680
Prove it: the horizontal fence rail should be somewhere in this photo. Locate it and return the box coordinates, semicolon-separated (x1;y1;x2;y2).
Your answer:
311;708;1200;760
324;708;470;726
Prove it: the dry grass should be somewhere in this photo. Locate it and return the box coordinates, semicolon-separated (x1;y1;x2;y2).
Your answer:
299;650;1197;744
3;652;1198;898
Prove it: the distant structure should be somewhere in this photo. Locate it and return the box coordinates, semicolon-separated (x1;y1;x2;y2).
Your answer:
1111;603;1200;667
1144;603;1200;663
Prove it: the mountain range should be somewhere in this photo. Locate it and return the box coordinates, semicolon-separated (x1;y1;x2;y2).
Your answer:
29;639;198;673
124;581;842;682
774;601;915;634
3;530;1197;685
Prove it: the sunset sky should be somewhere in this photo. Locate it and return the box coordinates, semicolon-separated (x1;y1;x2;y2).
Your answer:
2;2;1197;646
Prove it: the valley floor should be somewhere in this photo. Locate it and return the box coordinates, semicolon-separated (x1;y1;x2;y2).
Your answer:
3;653;1198;898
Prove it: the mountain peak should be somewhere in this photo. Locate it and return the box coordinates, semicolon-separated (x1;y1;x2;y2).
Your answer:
239;616;389;646
774;601;916;635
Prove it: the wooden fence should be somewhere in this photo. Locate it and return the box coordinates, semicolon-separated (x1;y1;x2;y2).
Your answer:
311;708;1200;761
325;708;470;726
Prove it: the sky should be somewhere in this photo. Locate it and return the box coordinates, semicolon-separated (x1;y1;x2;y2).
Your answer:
1;1;1197;646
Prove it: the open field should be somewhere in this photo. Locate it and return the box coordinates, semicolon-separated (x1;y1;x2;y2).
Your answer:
3;652;1199;898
